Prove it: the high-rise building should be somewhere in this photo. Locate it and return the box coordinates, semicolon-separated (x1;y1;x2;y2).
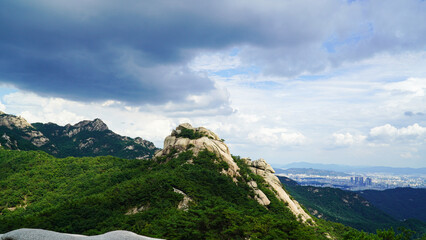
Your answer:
359;177;364;185
365;177;372;186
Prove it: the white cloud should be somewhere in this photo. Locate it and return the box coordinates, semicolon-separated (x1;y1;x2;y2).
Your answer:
369;124;398;138
332;132;366;147
3;92;86;125
101;100;122;107
383;78;426;97
369;123;426;142
0;101;5;112
247;127;306;146
1;91;174;146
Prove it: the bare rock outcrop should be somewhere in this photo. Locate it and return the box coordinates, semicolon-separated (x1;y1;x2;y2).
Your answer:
247;158;313;223
247;180;271;206
0;112;49;147
155;123;240;180
0;228;162;240
26;131;50;147
155;123;312;223
0;112;33;130
173;188;192;211
155;124;273;208
63;119;109;138
73;118;108;132
125;204;149;215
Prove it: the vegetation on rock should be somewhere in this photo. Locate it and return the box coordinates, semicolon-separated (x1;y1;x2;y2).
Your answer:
175;128;206;139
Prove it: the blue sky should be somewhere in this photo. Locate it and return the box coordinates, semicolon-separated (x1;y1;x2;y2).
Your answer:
1;0;426;167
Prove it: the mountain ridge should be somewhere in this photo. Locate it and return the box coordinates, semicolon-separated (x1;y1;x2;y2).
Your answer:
0;111;158;159
1;122;422;239
277;162;426;175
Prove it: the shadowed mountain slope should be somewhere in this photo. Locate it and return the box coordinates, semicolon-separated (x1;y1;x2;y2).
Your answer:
279;176;426;235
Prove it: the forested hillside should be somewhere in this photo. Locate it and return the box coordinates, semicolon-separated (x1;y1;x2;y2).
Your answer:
0;148;327;239
279;176;426;236
359;188;426;222
1;123;424;239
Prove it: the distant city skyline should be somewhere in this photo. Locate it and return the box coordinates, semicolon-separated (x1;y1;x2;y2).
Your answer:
1;0;425;167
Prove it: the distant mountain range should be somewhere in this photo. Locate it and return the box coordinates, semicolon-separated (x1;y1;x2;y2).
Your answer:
276;162;426;175
0;111;158;159
275;168;350;177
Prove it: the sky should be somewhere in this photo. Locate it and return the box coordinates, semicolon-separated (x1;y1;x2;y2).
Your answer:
1;0;425;168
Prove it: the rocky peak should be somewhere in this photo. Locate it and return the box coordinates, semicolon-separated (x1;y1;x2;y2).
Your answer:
73;118;108;132
0;112;33;130
134;137;143;144
155;123;240;180
250;158;275;173
156;123;313;223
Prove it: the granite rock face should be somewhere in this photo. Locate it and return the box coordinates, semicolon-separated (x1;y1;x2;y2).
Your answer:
0;111;33;130
0;228;162;240
247;158;313;223
155;123;240;180
247;180;271;206
0;112;49;149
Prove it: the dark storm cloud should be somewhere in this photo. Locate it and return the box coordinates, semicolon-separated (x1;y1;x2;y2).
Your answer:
0;0;232;104
1;0;425;104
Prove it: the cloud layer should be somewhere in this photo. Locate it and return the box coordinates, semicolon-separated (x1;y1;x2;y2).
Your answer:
369;123;426;142
1;0;426;107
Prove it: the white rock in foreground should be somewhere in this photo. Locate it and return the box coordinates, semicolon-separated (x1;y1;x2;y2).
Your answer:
0;228;163;240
